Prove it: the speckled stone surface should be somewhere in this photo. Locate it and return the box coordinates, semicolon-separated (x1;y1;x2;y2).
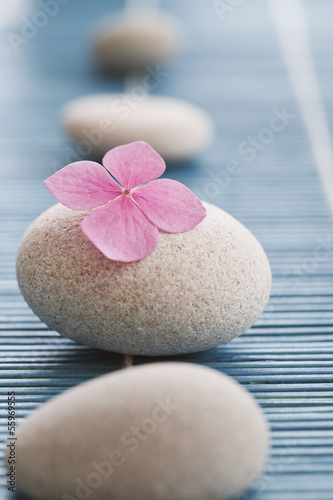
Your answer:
62;94;214;162
94;12;182;72
16;202;271;356
10;362;269;500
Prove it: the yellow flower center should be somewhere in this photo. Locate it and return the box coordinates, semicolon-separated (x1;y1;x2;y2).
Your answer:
122;186;132;197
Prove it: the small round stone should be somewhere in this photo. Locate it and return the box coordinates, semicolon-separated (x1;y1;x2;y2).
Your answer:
10;362;269;500
62;94;214;162
17;202;271;356
94;11;183;72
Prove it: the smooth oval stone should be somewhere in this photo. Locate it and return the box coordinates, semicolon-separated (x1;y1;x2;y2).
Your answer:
62;94;214;162
94;11;183;72
10;362;269;500
17;202;271;356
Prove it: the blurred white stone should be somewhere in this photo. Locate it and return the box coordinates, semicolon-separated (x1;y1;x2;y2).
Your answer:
62;93;215;162
93;11;184;73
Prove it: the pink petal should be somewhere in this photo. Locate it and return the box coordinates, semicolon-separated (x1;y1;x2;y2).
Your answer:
132;179;207;233
102;141;165;189
45;161;122;210
81;196;159;262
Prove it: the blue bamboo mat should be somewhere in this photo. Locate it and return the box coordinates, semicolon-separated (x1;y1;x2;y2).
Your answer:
1;0;333;499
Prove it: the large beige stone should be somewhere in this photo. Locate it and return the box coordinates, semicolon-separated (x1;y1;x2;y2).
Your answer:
62;94;214;162
16;202;271;356
10;362;269;500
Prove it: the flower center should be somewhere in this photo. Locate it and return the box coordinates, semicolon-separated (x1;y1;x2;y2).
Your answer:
122;186;132;197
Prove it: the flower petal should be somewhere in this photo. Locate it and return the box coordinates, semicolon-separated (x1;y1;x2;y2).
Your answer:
81;196;159;262
132;179;207;233
102;141;165;189
45;161;122;210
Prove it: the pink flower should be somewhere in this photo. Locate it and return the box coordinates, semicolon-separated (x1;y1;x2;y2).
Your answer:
45;141;206;262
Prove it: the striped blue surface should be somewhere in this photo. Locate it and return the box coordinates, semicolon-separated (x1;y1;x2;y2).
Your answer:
1;0;333;498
